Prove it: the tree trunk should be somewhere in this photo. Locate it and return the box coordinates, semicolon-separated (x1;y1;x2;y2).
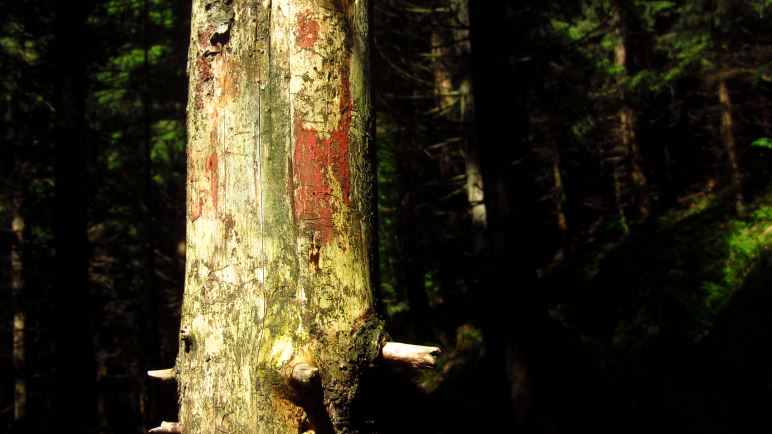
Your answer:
52;1;98;431
176;1;380;432
718;77;744;215
10;202;26;426
469;1;548;431
612;165;629;234
613;7;649;219
454;0;488;257
550;149;570;260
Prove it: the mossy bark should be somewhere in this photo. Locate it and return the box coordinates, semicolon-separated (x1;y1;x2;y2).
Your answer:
177;1;378;432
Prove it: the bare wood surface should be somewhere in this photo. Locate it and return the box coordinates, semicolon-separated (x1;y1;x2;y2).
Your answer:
147;368;175;381
381;342;441;368
149;421;181;433
290;363;320;386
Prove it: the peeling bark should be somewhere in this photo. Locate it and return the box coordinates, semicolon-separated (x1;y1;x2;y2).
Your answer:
177;1;377;432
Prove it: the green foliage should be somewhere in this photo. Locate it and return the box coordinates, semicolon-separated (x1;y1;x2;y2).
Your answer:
560;191;772;355
645;1;676;14
751;137;772;149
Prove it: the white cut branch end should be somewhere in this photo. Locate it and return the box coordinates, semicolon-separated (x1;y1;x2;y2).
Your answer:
149;421;181;433
291;362;320;386
147;368;175;381
381;342;441;368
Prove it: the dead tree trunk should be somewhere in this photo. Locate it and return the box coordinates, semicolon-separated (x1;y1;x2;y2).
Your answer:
155;1;437;432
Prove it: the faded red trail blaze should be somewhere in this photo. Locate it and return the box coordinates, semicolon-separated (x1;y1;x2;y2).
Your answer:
205;151;219;211
295;11;319;49
292;65;352;244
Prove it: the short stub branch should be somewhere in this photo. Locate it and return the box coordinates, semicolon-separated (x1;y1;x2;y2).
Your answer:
147;368;175;381
381;342;441;368
290;363;320;387
149;421;181;433
180;327;193;352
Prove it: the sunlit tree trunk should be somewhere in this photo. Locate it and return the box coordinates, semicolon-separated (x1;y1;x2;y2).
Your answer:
431;0;487;255
175;1;381;432
462;81;488;256
455;1;488;257
718;77;744;215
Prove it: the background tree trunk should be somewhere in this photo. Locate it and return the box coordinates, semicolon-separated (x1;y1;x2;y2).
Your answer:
52;1;98;431
176;1;378;432
10;202;25;427
718;77;744;215
613;6;649;220
469;1;548;431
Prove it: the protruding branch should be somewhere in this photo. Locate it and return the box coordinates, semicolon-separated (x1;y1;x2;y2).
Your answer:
149;421;181;433
147;368;175;381
180;327;192;352
381;342;441;368
290;363;320;386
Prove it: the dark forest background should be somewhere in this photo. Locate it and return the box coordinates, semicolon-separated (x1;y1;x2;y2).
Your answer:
1;0;770;433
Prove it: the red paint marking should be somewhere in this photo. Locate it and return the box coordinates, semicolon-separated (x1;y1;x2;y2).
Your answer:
205;151;219;211
293;115;334;243
291;64;353;244
296;11;320;49
190;196;204;221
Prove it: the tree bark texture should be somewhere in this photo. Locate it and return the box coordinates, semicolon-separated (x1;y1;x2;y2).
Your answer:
177;1;378;432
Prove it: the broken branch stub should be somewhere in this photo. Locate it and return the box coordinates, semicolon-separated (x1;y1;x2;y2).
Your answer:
147;368;175;381
380;342;441;368
290;363;320;387
149;421;181;433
